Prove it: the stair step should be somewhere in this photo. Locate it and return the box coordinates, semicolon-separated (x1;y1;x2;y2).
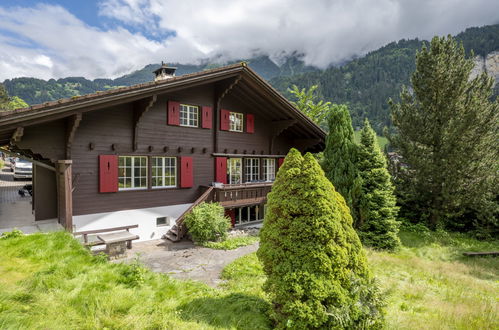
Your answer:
170;227;178;235
164;232;179;242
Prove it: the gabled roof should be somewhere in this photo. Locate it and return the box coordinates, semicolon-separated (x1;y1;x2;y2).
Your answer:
0;63;326;148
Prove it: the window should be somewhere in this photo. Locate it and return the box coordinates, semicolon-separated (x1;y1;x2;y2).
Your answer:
263;158;276;182
227;158;242;184
152;157;177;188
180;104;199;127
245;158;260;182
118;156;147;190
234;205;262;225
229;112;243;132
156;217;168;226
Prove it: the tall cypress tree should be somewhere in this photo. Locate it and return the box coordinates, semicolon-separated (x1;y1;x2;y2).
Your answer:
357;119;400;250
258;148;384;329
323;104;362;224
389;35;498;233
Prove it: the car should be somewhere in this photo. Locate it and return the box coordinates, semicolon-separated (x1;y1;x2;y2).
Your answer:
8;157;17;172
13;158;32;180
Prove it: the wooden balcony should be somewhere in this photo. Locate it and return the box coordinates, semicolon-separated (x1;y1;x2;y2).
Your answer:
212;182;273;208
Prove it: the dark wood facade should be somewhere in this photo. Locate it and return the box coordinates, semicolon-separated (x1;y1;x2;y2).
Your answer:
0;63;325;233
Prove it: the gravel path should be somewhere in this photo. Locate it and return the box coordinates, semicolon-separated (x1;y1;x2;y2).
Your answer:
119;239;259;287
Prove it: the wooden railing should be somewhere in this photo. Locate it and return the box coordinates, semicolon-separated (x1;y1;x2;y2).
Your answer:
213;182;273;207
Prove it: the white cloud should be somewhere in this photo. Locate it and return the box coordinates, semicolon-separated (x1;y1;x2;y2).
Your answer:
0;1;498;81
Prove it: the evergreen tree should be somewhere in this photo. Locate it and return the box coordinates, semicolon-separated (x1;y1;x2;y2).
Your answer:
389;35;498;233
323;104;362;224
357;119;400;250
258;148;384;329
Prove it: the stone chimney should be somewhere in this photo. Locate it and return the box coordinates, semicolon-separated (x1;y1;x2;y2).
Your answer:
153;61;177;81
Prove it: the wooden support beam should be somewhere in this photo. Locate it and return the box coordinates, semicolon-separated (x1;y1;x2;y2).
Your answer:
293;138;322;151
56;160;73;232
216;75;242;108
10;127;23;145
65;113;82;159
133;95;157;151
269;119;297;154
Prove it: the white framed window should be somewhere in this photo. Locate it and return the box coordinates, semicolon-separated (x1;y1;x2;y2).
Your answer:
227;158;242;184
245;158;260;182
152;157;176;188
229;112;243;132
263;158;276;182
180;104;199;127
234;205;261;225
118;156;148;190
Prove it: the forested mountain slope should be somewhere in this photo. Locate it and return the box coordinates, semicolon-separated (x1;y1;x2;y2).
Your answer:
270;24;499;132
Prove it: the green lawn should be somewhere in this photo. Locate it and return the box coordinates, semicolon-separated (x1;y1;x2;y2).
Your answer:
354;130;389;150
0;229;497;329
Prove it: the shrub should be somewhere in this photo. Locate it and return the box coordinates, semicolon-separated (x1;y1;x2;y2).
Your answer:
258;148;385;329
184;202;231;243
0;228;23;239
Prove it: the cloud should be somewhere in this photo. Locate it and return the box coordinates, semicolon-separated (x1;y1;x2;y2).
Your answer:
0;1;498;81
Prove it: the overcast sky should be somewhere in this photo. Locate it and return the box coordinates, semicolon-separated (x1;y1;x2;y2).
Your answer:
0;0;498;81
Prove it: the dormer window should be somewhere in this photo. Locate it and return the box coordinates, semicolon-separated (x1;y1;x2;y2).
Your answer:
180;104;199;127
229;112;243;132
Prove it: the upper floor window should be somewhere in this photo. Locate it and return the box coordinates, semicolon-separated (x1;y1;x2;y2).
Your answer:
180;104;199;127
245;158;260;182
118;156;147;190
227;158;242;184
229;112;243;132
263;158;276;182
152;157;177;188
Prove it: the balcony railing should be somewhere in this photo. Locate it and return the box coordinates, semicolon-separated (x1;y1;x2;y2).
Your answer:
212;182;273;207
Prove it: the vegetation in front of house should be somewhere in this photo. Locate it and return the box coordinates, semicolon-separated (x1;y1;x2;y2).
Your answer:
357;119;401;250
258;149;384;329
201;235;259;250
184;202;231;243
389;35;499;236
0;231;272;329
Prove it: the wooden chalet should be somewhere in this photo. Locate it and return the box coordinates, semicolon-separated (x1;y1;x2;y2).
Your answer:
0;62;325;242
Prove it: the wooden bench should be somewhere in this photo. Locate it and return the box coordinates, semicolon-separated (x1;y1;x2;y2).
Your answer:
73;225;140;253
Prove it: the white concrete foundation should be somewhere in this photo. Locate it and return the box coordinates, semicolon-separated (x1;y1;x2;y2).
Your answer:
73;203;192;242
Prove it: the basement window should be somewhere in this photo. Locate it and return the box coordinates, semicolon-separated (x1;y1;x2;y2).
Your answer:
156;217;168;227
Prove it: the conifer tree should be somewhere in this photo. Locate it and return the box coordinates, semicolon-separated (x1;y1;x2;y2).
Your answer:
389;35;498;233
357;119;400;250
258;148;384;329
323;104;362;224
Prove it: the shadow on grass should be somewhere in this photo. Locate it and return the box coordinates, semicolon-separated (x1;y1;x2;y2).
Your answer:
178;292;271;329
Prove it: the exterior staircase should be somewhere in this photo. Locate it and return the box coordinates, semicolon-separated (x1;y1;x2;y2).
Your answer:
164;186;214;242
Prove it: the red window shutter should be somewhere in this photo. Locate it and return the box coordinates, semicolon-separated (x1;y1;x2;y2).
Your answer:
220;109;230;131
180;156;193;188
99;155;118;193
278;157;285;168
246;114;254;133
167;101;180;126
215;157;227;184
201;106;212;129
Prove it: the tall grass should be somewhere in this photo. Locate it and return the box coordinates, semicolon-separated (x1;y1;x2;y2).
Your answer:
1;229;497;329
0;232;269;329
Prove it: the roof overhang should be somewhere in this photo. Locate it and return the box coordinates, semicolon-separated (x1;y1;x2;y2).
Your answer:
0;63;326;149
